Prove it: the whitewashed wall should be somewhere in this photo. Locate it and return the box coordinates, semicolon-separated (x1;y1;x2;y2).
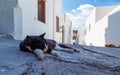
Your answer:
53;0;64;43
14;0;64;43
0;0;72;43
64;15;72;44
78;28;85;45
17;0;49;39
103;5;120;46
85;9;96;46
96;6;116;22
14;4;22;39
14;0;57;40
0;0;17;37
85;5;120;46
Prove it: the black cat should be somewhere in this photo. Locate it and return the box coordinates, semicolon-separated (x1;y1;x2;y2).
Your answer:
19;33;79;59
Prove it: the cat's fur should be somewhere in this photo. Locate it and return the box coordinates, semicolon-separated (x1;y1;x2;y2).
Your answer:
19;33;79;59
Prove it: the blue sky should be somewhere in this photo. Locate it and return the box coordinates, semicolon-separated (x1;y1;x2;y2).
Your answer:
62;0;120;13
62;0;120;30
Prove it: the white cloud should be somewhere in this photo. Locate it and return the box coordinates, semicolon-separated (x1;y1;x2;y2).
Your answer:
72;9;76;13
66;4;95;30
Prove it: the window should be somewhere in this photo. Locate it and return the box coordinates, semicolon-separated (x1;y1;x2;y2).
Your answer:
38;0;46;23
56;16;59;32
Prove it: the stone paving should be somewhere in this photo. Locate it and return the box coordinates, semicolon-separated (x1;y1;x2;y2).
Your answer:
82;45;120;58
0;38;120;75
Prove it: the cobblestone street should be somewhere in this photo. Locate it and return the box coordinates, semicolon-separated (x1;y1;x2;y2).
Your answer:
0;38;120;75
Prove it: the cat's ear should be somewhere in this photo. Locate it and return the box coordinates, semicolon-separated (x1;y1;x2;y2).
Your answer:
26;35;33;43
39;33;46;38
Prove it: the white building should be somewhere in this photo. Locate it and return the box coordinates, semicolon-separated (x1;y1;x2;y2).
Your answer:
77;28;85;45
0;0;72;43
85;5;120;46
63;15;73;44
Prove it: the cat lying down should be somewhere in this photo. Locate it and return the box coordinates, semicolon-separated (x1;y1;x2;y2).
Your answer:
19;33;80;60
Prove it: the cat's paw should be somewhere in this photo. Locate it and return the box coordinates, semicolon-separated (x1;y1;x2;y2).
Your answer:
34;49;44;60
51;50;60;57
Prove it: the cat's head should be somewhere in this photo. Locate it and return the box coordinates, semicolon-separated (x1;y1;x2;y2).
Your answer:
24;33;47;50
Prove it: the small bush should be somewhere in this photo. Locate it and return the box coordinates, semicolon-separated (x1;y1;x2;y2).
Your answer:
73;36;76;40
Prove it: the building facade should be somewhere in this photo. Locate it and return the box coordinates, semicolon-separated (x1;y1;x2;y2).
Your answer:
63;15;73;44
0;0;72;43
85;5;120;46
77;28;85;45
